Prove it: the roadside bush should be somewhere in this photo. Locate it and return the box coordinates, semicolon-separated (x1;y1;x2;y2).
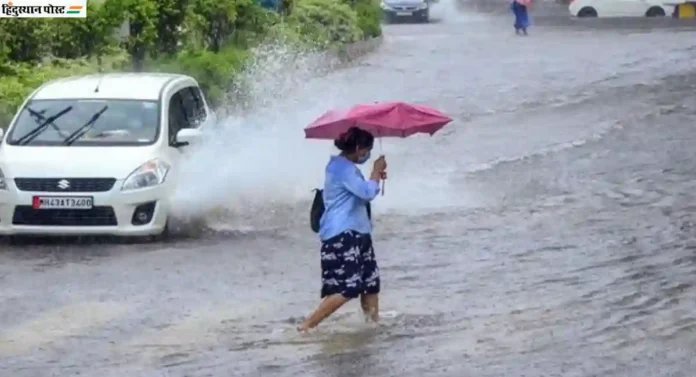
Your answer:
151;46;249;107
285;0;363;47
353;0;382;38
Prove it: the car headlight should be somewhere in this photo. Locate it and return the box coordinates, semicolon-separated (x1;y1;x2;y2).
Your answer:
121;159;170;191
0;168;6;190
418;2;428;9
380;1;392;9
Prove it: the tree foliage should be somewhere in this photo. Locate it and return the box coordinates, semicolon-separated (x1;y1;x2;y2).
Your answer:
154;0;190;56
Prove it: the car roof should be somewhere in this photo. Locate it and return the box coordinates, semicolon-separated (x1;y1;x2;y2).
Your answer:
31;73;195;101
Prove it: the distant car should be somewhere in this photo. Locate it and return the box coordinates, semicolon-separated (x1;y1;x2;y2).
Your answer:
0;73;215;240
569;0;674;17
381;0;430;23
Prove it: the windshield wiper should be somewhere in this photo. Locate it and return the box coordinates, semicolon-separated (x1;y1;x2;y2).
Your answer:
16;106;73;146
62;105;109;146
26;106;69;138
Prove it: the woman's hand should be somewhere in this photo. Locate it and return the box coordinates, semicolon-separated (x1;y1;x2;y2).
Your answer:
373;155;387;172
370;155;387;182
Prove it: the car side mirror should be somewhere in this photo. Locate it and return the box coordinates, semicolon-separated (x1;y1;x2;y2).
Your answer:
174;128;202;147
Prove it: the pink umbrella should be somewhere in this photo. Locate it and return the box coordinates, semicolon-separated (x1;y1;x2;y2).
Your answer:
304;101;452;139
304;101;453;194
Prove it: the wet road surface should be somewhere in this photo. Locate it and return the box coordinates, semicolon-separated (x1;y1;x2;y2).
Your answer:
3;1;696;376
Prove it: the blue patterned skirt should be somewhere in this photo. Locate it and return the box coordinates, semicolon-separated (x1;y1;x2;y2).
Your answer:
320;230;381;299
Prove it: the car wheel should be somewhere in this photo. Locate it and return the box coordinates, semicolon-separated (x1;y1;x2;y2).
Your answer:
577;7;598;17
646;6;665;17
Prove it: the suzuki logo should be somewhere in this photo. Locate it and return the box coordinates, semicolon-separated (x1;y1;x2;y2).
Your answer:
57;179;70;190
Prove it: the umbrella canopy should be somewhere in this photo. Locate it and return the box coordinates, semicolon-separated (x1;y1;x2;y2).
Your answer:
304;101;452;139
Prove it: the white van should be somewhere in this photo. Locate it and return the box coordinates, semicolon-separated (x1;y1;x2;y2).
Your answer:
569;0;674;17
0;73;214;238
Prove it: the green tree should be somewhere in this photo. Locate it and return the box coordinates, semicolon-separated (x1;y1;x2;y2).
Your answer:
101;0;158;70
50;1;124;59
186;0;258;52
154;0;190;57
0;19;53;62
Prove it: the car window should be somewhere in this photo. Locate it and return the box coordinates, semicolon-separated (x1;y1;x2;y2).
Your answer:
188;87;207;127
6;99;160;146
168;86;208;145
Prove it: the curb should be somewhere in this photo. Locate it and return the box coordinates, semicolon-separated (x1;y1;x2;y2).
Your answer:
337;35;384;62
327;35;384;67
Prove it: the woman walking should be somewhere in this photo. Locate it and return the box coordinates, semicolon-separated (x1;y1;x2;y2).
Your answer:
511;0;531;35
298;126;388;332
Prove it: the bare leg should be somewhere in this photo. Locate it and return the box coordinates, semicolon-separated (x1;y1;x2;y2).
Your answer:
298;294;351;332
360;294;379;323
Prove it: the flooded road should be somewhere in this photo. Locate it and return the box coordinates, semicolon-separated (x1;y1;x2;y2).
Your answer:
3;1;696;376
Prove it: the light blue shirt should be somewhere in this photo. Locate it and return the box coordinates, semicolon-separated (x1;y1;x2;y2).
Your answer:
319;155;380;240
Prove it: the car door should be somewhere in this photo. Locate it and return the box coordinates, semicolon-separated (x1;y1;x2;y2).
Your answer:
599;0;627;16
164;86;208;189
618;0;647;16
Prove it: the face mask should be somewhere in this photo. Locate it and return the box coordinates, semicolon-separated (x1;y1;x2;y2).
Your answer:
356;150;371;164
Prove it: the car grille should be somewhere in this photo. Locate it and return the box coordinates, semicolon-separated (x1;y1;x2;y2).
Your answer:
14;178;116;192
390;4;419;9
12;206;118;226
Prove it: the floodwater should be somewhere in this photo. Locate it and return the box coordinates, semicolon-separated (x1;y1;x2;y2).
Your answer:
2;1;696;376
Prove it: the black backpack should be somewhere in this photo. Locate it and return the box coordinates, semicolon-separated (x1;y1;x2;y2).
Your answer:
310;189;371;233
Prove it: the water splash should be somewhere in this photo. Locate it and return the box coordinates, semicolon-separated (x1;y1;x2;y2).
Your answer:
170;42;346;222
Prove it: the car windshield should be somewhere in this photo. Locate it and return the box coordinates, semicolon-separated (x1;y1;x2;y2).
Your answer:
6;99;160;146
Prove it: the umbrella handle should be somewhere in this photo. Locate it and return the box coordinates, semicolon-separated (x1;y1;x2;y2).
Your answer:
380;172;386;196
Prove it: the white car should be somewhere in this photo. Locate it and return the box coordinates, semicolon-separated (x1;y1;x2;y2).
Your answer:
0;73;214;239
569;0;674;17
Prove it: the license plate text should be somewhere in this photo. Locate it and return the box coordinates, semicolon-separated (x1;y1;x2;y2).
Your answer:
32;196;94;210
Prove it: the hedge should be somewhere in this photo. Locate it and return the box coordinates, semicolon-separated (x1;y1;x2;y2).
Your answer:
0;0;381;129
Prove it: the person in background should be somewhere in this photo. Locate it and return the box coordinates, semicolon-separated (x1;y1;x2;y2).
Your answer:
298;126;388;332
511;0;530;36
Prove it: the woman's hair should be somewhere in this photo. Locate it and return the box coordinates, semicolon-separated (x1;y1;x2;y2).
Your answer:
334;127;374;152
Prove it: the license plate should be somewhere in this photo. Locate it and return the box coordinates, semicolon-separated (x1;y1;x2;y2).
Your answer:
32;196;94;210
396;11;413;15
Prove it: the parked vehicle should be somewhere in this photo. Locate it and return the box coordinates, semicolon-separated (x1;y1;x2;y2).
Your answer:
381;0;430;23
0;73;214;240
569;0;674;17
664;0;696;17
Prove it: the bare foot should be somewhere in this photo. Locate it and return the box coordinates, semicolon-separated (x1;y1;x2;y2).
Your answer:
297;325;310;334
